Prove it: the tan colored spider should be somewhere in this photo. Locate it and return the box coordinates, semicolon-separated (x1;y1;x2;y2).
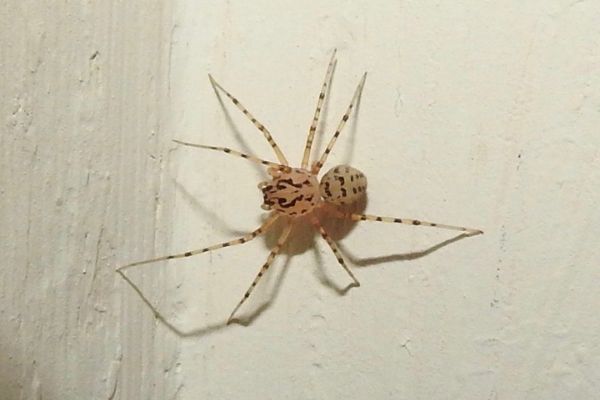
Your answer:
119;50;482;324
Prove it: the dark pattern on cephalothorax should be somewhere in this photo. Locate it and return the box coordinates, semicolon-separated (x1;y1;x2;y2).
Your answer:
260;168;321;216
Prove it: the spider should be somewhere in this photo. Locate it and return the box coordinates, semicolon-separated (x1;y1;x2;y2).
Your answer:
119;50;483;325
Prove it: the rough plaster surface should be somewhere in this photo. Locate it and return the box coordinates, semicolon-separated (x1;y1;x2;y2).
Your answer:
2;1;599;399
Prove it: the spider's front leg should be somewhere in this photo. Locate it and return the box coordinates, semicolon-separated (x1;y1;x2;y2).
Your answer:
302;49;337;169
208;74;289;165
312;72;367;175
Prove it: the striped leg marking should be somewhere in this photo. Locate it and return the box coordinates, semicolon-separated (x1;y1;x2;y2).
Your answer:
118;214;279;270
301;49;337;169
173;140;289;171
310;216;360;286
227;222;293;324
337;212;483;235
208;74;289;165
312;72;367;174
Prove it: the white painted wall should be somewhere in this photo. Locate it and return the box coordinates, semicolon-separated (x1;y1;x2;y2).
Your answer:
2;1;599;399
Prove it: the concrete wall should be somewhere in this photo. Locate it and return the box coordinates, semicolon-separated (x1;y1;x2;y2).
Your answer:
2;1;599;399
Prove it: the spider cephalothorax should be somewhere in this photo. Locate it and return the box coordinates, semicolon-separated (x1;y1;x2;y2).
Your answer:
260;168;320;216
120;50;482;325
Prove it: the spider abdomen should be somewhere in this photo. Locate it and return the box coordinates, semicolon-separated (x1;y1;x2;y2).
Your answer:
320;165;367;206
260;168;321;216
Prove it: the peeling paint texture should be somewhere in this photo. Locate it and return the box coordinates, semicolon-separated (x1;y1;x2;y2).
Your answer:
1;1;599;399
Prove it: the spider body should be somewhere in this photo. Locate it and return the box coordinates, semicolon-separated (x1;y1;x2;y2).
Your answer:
119;50;482;325
260;164;367;215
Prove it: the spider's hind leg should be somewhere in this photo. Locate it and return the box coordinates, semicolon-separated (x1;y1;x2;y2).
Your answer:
302;49;337;169
335;211;483;235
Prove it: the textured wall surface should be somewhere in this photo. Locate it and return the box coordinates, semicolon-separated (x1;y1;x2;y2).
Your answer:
2;1;599;399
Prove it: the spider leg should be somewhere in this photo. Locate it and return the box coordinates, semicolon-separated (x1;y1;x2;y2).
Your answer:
227;222;293;324
118;214;279;270
208;74;289;165
173;140;288;170
301;49;337;169
312;72;367;174
334;211;483;235
310;216;360;286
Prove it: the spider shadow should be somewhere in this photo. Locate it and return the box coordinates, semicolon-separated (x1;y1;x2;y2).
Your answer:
318;195;368;242
309;198;478;287
257;199;369;298
117;269;227;337
311;243;357;296
230;215;359;325
174;179;247;237
203;218;309;327
338;232;477;267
